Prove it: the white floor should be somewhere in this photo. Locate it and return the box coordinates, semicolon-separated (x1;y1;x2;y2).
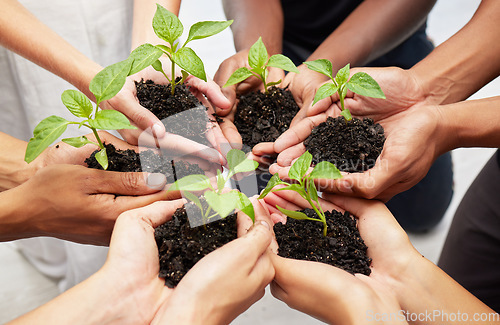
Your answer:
1;0;498;324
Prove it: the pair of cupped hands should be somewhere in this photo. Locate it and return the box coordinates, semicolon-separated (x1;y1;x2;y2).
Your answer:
82;188;416;325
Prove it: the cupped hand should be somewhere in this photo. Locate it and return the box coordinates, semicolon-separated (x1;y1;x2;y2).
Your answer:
101;65;232;164
265;190;418;324
152;198;275;325
12;163;177;245
99;199;185;324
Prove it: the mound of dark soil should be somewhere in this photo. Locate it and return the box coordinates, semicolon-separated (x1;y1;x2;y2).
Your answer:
135;79;211;146
274;208;371;275
234;86;299;152
154;202;238;287
304;116;385;172
85;143;203;182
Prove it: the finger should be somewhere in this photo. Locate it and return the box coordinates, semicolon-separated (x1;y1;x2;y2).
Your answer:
252;142;276;157
118;199;186;227
218;117;243;149
276;143;306;167
321;193;389;220
306;95;334;117
274;114;327;153
185;76;231;111
89;169;167;195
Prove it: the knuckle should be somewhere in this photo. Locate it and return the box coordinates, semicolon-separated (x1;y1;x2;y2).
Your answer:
121;172;142;192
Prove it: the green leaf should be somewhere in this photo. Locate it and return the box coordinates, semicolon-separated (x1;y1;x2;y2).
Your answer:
152;4;183;44
181;70;189;83
335;63;350;86
258;173;284;199
169;174;211;192
156;45;172;55
216;169;226;192
88;110;137;130
340;109;352;121
152;59;163;72
186;20;233;44
268;54;299;73
204;191;239;219
62;136;94;148
304;59;333;79
182;191;203;212
226;149;258;174
272;184;307;200
172;47;206;81
25;116;70;163
223;67;254;87
312;82;338;106
248;37;268;69
307;179;319;202
276;206;317;221
235;191;255;222
288;151;312;181
128;44;164;75
95;148;108;170
61;90;93;118
89;59;132;106
266;80;282;87
347;72;386;99
309;161;342;180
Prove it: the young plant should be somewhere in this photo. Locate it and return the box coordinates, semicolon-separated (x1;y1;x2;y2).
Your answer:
24;58;138;170
224;37;299;94
169;149;258;225
304;59;385;121
258;151;341;236
128;4;232;95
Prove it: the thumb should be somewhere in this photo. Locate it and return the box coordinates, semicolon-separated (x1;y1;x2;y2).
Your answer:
185;76;232;111
91;170;167;196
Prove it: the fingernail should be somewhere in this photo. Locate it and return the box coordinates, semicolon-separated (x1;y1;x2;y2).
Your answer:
153;123;165;138
147;173;166;189
258;220;270;231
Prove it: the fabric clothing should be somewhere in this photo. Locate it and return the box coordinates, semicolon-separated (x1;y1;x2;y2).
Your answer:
279;0;453;232
0;0;133;291
438;150;500;312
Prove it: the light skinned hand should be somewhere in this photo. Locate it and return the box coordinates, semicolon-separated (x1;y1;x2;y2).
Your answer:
101;64;232;164
152;198;275;325
264;190;418;324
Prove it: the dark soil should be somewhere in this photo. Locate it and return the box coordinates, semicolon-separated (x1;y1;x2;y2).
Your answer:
135;79;211;146
234;86;300;152
85;143;203;182
274;209;371;275
304;116;385;172
154;201;238;288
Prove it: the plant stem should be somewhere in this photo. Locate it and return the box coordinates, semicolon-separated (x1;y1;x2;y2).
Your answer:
305;195;327;236
171;59;176;96
91;127;105;150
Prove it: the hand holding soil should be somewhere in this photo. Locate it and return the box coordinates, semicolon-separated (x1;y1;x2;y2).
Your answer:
269;192;420;324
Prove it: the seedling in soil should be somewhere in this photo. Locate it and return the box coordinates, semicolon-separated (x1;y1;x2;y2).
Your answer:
169;149;258;225
224;37;299;94
129;4;232;95
258;151;341;236
304;59;385;121
24;59;137;170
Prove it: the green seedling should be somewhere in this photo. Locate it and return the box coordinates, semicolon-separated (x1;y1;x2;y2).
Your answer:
128;4;232;95
304;59;385;121
169;149;258;225
24;59;139;170
258;151;341;236
224;37;299;94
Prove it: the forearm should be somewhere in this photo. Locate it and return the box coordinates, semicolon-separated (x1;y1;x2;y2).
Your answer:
411;0;500;105
437;96;500;151
222;0;283;53
308;0;436;71
131;0;179;50
395;256;499;325
0;0;101;99
8;270;143;325
0;132;36;191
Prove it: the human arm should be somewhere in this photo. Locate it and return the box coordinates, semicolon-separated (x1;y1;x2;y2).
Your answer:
151;199;275;325
7;200;185;325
